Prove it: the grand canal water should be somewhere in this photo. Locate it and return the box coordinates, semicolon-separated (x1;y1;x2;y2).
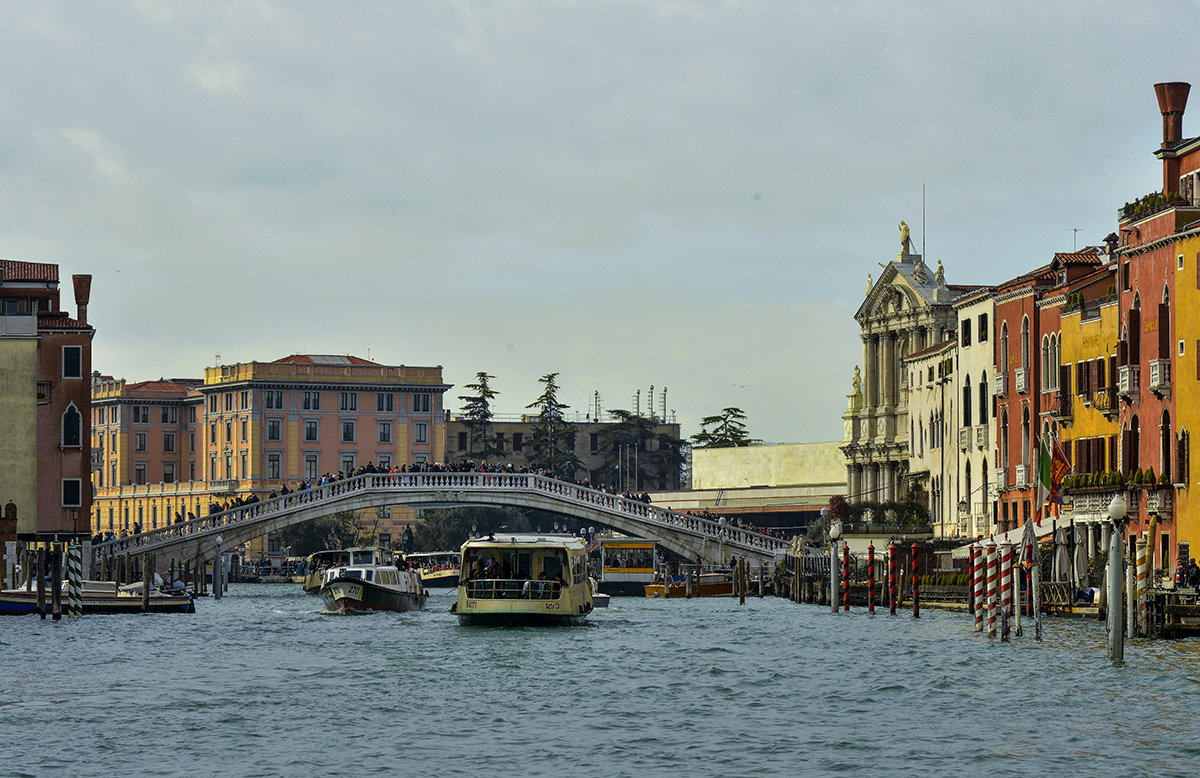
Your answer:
3;585;1200;777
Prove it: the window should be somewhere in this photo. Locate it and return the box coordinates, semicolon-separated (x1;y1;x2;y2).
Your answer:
413;393;431;413
961;319;971;347
224;393;233;411
110;463;117;485
376;393;394;412
132;405;149;424
267;419;281;441
513;432;523;451
134;464;146;485
590;433;599;452
163;432;175;453
189;406;196;423
1020;316;1030;370
210;423;217;444
978;313;988;342
304;454;318;480
62;345;82;379
189;461;195;481
241;420;248;441
342;420;356;442
189;431;195;452
340;392;357;411
1180;254;1186;271
458;431;468;450
61;479;81;507
1000;323;1009;368
241;452;248;479
160;406;170;424
265;391;284;410
378;421;391;444
210;455;217;479
414;422;428;444
1180;340;1186;357
134;432;147;452
341;454;356;473
225;422;232;442
208;395;217;413
268;453;281;480
305;420;319;442
164;463;175;483
378;454;391;470
62;404;82;447
303;391;321;410
240;390;248;409
496;433;505;452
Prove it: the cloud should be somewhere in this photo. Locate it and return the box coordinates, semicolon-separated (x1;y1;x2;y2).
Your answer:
57;129;129;184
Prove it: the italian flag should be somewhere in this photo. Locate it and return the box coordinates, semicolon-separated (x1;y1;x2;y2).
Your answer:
1037;435;1071;515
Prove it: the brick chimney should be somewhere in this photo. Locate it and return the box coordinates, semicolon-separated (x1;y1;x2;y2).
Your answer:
72;274;91;325
1155;82;1190;148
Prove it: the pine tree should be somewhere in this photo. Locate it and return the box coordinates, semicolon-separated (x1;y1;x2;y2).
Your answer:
691;407;761;448
597;409;684;491
457;371;504;462
525;372;583;479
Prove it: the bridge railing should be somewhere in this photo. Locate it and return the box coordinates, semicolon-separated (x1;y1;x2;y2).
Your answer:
93;471;791;562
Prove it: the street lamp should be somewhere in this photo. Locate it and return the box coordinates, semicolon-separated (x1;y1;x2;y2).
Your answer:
824;507;840;614
1106;492;1127;663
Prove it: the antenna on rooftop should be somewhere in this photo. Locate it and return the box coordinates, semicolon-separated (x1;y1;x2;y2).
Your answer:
1073;228;1080;251
922;184;926;257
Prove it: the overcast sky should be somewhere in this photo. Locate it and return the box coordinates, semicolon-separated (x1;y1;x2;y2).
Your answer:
2;2;1196;443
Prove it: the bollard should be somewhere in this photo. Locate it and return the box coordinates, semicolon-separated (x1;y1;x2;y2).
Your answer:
986;541;997;638
67;541;83;618
758;562;764;599
968;543;977;616
1025;541;1035;617
738;559;746;606
999;543;1012;641
142;554;151;612
910;542;920;618
1135;536;1148;638
1126;550;1136;639
829;541;838;614
1107;527;1124;662
51;544;63;621
843;543;851;612
973;543;984;632
888;543;897;615
867;543;875;614
1012;554;1022;638
36;549;46;619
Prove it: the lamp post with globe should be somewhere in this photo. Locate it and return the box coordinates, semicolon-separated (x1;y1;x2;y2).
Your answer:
826;507;840;614
1106;493;1128;663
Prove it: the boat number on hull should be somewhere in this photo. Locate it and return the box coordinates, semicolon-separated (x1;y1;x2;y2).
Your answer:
544;602;559;610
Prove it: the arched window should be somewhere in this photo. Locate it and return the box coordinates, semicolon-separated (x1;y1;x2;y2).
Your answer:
1001;322;1009;369
1021;316;1030;371
963;383;973;427
1128;416;1141;474
1162;410;1172;482
1021;407;1031;467
1001;410;1010;472
1041;335;1050;386
978;373;988;423
964;461;972;516
61;403;82;447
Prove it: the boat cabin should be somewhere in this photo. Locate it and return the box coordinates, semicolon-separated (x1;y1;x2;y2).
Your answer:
459;535;587;601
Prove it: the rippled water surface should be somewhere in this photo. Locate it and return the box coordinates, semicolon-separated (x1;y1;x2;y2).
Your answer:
3;585;1200;777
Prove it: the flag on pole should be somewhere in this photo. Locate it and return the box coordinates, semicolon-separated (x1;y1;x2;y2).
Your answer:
1037;434;1071;517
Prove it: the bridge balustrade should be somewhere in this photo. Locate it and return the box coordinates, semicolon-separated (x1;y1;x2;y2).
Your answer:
93;470;790;564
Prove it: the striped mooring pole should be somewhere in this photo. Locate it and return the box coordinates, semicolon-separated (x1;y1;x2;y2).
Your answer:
986;540;998;638
67;541;83;618
911;541;920;618
888;542;897;615
972;542;984;632
1025;540;1035;617
1136;536;1148;638
867;542;875;614
999;543;1013;641
968;543;977;616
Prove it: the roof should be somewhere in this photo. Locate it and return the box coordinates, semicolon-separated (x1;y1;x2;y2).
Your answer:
272;354;381;366
36;312;91;330
460;533;587;551
903;338;956;361
123;379;196;395
0;260;58;283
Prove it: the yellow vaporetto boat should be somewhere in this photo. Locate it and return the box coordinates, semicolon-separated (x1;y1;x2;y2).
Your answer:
406;551;461;588
455;534;593;626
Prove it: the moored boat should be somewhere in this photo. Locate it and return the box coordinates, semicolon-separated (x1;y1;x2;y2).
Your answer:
455;534;593;626
406;551;461;588
319;547;426;614
0;579;195;615
597;537;657;596
644;571;735;598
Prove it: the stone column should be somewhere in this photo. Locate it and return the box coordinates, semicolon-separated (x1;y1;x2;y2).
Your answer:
862;336;875;409
882;333;895;407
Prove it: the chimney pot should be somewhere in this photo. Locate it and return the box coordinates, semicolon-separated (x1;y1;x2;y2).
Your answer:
1155;82;1191;148
72;274;92;325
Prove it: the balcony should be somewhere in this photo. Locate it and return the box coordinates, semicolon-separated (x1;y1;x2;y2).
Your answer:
997;467;1007;489
1118;365;1140;399
209;480;239;494
974;424;989;449
1015;464;1029;488
1014;368;1028;394
37;380;53;405
1093;387;1118;415
1149;358;1171;394
1146;488;1173;518
994;372;1008;398
958;428;970;449
1050;392;1072;421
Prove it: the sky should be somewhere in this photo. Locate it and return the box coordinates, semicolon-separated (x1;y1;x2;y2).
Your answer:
2;1;1198;444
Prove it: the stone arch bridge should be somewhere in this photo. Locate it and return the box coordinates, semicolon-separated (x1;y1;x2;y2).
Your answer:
92;471;789;572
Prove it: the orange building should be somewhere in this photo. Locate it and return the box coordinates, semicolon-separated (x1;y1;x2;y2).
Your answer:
0;261;94;545
91;355;449;554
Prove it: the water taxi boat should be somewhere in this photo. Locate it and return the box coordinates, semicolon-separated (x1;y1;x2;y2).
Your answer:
0;579;195;614
406;551;461;588
644;571;735;598
302;549;350;595
597;537;657;596
455;534;593;626
319;547;426;614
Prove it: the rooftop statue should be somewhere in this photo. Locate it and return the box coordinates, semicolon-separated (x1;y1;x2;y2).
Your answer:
899;220;912;254
852;366;862;395
866;273;872;295
936;259;945;287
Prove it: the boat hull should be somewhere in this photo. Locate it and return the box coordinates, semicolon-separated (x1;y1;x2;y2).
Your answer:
420;569;461;588
456;609;589;627
644;579;734;598
0;590;195;615
320;579;425;614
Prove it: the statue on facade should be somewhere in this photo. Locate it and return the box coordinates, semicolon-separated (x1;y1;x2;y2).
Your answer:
912;257;928;284
866;273;873;295
935;259;945;287
899;220;912;255
852;366;862;395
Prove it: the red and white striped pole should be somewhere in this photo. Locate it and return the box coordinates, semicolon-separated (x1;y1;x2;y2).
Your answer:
968;543;977;617
1024;540;1035;617
972;542;984;632
867;542;876;614
842;543;851;612
999;542;1013;641
986;540;997;638
911;541;920;618
888;542;897;615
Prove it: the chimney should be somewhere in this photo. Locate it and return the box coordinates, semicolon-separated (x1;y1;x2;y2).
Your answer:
72;274;91;325
1155;82;1190;148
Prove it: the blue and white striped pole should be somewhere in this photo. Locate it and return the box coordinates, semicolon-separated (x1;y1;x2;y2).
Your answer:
67;541;83;618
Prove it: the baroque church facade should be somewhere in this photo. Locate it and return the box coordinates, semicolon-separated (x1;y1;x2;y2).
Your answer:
841;224;969;510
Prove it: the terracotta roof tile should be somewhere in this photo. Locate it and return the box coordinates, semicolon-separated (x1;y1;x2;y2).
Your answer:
1;260;59;283
36;312;92;330
272;354;380;366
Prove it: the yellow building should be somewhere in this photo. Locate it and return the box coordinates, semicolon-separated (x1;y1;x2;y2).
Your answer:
1174;233;1200;558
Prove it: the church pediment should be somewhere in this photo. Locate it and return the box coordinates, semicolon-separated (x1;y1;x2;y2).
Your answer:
856;255;942;323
